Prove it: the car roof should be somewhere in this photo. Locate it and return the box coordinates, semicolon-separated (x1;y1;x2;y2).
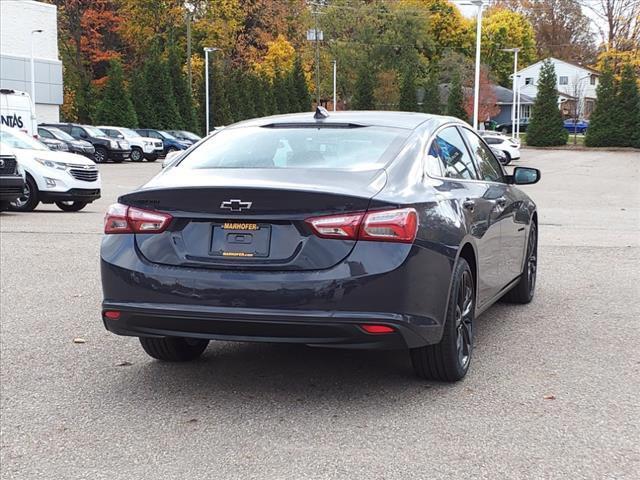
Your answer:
231;111;463;131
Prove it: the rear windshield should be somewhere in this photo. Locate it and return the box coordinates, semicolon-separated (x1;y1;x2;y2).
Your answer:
177;125;409;170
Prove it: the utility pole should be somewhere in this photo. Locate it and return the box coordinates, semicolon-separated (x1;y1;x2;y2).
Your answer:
307;1;324;107
204;47;219;134
501;48;520;137
332;60;337;111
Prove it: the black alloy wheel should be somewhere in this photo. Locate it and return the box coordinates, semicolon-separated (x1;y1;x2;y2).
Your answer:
94;146;108;163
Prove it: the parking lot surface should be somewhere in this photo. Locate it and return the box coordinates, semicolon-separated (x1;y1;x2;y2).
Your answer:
1;149;639;479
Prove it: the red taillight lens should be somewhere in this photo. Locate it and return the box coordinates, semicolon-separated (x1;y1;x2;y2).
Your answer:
104;203;172;234
361;324;395;334
103;310;121;320
360;208;417;243
306;212;364;240
306;208;417;243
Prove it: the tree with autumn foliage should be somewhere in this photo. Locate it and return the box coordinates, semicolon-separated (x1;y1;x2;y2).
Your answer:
464;67;499;123
446;73;467;122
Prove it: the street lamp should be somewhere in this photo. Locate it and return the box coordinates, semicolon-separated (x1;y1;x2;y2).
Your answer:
501;48;520;138
456;1;486;130
184;2;195;93
204;47;220;135
30;29;43;105
332;60;337;111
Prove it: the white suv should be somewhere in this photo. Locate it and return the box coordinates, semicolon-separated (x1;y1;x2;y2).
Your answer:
479;132;521;165
97;126;164;162
0;125;101;212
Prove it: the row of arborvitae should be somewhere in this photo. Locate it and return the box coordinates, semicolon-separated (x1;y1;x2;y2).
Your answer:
585;63;640;148
526;60;569;147
92;46;311;135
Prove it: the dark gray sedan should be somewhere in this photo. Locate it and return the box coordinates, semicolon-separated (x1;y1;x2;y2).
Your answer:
100;110;540;382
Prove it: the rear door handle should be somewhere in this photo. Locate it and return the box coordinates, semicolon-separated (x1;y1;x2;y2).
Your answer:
463;199;475;211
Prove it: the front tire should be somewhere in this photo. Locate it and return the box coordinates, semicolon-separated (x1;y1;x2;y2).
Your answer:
501;151;512;166
9;175;39;212
55;201;87;212
410;258;474;382
502;222;537;304
93;146;108;164
130;147;144;162
139;337;209;362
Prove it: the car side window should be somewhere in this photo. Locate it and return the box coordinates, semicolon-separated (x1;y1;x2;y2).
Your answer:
461;128;505;183
149;131;161;139
39;129;52;139
483;137;501;145
71;126;85;138
429;127;477;180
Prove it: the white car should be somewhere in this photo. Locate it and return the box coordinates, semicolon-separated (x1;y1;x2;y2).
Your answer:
97;126;164;162
479;132;520;165
0;125;101;212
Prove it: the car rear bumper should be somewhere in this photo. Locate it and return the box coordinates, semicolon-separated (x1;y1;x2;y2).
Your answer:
101;302;435;349
109;149;131;160
101;236;455;349
0;176;25;201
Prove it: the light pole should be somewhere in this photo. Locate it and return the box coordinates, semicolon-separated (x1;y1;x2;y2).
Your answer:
471;0;485;130
204;47;219;134
501;48;520;138
184;2;196;93
30;29;43;105
332;60;337;111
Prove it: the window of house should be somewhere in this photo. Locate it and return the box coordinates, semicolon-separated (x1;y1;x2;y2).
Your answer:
559;76;569;85
590;75;597;85
520;104;532;119
525;77;533;85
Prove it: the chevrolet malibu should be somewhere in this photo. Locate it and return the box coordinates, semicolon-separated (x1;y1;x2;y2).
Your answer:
101;110;540;382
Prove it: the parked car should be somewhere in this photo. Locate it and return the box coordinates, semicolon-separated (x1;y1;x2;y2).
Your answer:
135;129;191;155
97;126;164;162
101;110;540;382
490;147;509;166
479;132;520;165
0;89;36;136
0;153;26;211
38;135;68;151
563;118;589;134
38;126;96;158
495;119;530;135
40;123;130;163
166;130;202;145
0;125;101;212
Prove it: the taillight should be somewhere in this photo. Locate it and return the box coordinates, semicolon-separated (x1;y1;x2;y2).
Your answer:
104;203;172;234
306;208;417;243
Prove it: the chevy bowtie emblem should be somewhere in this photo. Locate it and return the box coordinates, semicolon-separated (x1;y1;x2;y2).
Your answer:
0;159;4;168
220;199;252;212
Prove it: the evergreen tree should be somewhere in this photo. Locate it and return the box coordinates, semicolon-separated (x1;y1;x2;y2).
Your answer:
290;56;311;112
209;60;232;127
144;47;182;129
264;77;278;116
526;59;568;146
585;64;618;147
399;69;418;111
238;71;257;120
251;73;268;117
446;72;467;121
226;69;242;123
273;71;291;114
352;65;375;110
94;59;138;127
615;63;640;148
130;61;156;127
422;67;441;115
167;46;197;132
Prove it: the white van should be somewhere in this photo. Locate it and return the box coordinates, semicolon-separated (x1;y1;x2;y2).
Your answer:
0;89;37;137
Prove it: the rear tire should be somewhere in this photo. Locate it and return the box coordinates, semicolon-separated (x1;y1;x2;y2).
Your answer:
55;201;87;212
501;151;511;166
9;175;39;212
139;337;209;362
502;222;537;304
410;258;474;382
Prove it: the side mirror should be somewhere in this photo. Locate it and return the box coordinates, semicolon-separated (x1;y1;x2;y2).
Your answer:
510;167;540;185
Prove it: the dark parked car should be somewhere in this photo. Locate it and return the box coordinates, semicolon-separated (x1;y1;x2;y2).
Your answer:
40;123;130;163
0;154;25;211
38;126;95;158
495;119;530;134
167;130;202;145
101;110;540;382
563;119;589;134
135;129;190;155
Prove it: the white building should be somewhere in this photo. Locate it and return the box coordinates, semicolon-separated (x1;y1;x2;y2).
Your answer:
0;0;63;122
516;57;600;119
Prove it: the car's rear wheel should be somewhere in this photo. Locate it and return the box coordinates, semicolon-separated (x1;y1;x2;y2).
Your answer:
139;337;209;361
130;147;144;162
501;151;511;166
94;146;108;163
55;201;87;212
502;222;537;304
9;175;39;212
410;258;474;382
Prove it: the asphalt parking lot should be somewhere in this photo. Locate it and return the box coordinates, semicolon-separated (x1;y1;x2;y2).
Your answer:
1;149;639;479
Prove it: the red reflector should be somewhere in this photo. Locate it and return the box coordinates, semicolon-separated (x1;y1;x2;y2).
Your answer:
104;310;121;320
361;324;395;334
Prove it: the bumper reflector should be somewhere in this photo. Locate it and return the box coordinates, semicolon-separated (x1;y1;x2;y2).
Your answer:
360;324;395;334
104;310;121;320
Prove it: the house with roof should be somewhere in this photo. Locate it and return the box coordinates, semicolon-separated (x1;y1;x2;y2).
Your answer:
490;84;535;127
516;57;600;119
